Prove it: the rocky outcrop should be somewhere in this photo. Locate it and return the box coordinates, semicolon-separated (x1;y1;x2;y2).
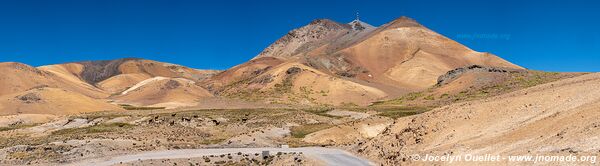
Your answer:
254;19;352;59
77;58;139;84
436;65;525;86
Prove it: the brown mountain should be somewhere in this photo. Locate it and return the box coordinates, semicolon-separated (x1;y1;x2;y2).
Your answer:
112;77;213;109
0;87;124;116
0;16;526;113
204;16;522;106
0;62;107;98
0;59;218;115
39;58;219;94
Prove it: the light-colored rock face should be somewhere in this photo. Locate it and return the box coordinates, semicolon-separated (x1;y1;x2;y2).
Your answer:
303;116;393;145
349;19;375;31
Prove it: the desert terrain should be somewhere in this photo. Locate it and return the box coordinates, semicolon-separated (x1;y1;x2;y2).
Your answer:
1;16;598;166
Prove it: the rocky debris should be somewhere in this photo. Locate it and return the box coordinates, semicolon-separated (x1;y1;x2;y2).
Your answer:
162;80;181;90
16;93;42;103
6;62;48;76
222;127;290;148
255;19;351;59
436;65;525;86
0;139;139;165
251;66;271;76
249;74;273;84
25;85;49;91
336;71;356;78
355;114;441;165
114;151;311;166
286;67;302;75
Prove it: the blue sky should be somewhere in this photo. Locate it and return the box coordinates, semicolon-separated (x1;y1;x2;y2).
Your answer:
0;0;598;71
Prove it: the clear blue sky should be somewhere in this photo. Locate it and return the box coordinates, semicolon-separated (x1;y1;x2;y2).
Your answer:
0;0;598;72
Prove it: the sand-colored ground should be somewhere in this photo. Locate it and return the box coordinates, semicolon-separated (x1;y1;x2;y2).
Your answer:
0;87;123;116
112;77;213;108
210;61;390;106
0;62;108;99
1;16;597;166
97;73;152;94
359;73;600;165
0;114;57;128
0;108;348;165
335;17;522;89
304;116;392;145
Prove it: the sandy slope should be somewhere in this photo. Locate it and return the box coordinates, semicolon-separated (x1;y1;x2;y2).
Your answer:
39;58;219;93
205;57;284;89
273;63;388;106
359;73;600;165
0;58;225;116
210;16;523;105
0;62;108;99
0;114;57;128
333;17;522;89
0;87;123;115
112;77;213;108
213;61;389;106
97;73;152;94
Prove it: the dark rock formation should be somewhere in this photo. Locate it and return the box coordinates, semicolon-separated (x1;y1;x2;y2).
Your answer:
436;65;525;86
17;93;41;103
76;58;140;84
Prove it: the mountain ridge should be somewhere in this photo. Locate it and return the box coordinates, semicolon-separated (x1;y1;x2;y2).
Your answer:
206;16;522;106
1;16;525;113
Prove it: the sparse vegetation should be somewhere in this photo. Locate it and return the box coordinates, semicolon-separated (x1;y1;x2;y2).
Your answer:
373;106;430;118
339;102;359;107
0;124;37;132
290;123;332;138
52;123;134;135
373;71;584;110
300;107;344;118
119;104;165;110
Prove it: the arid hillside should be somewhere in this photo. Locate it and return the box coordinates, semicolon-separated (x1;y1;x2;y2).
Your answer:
357;72;600;165
0;62;107;98
112;77;214;109
0;59;219;115
0;87;124;116
205;17;523;106
0;14;597;166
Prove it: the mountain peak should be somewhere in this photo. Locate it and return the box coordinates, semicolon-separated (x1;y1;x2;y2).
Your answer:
386;16;423;28
348;19;375;31
347;12;376;31
307;19;349;30
253;19;351;59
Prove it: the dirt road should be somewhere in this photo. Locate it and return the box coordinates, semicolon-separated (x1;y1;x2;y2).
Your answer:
68;147;374;166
